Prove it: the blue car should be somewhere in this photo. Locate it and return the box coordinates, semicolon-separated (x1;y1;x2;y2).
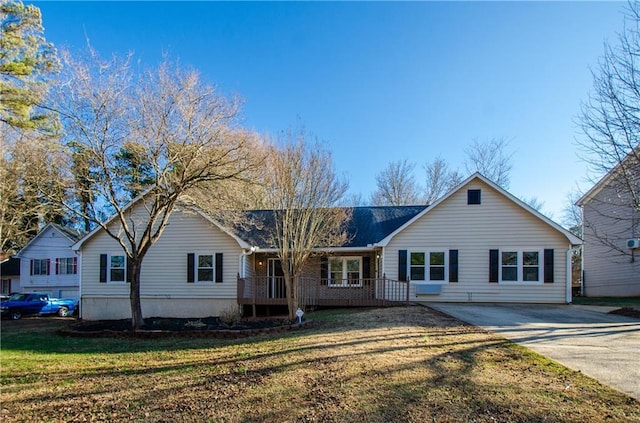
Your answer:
0;292;78;320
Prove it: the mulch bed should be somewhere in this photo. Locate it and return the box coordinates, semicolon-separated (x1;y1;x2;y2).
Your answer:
61;316;313;339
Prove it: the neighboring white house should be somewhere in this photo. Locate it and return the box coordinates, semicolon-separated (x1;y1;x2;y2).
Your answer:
17;224;84;300
577;156;640;297
73;173;582;320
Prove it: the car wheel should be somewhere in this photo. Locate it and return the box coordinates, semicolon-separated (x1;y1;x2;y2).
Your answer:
57;306;69;317
11;310;21;320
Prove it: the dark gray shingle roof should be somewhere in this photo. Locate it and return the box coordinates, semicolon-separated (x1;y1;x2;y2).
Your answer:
51;223;85;243
234;205;427;249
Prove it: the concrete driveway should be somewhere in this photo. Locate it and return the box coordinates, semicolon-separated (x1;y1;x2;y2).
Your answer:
427;303;640;400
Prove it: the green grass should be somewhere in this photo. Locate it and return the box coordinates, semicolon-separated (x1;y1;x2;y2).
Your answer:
573;296;640;307
2;308;639;422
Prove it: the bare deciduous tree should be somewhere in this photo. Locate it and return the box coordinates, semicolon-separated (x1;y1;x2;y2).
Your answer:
520;196;549;216
464;137;513;189
577;1;640;254
562;189;584;237
371;159;420;206
423;157;463;204
53;50;261;329
261;128;350;320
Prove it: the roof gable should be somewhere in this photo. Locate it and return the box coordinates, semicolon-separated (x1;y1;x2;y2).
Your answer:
73;202;252;251
377;173;582;246
577;149;640;206
17;223;85;257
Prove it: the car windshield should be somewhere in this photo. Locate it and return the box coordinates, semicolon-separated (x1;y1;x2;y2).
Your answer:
8;293;29;301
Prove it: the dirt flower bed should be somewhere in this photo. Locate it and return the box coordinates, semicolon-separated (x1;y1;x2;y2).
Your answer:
62;316;310;338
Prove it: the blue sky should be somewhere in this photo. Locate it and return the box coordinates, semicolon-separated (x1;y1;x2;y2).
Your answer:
35;1;626;222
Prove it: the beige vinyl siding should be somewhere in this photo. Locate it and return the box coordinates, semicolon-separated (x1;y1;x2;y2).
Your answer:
582;184;640;297
80;206;244;319
384;179;571;303
19;226;79;300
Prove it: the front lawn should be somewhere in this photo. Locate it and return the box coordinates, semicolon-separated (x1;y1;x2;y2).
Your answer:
1;307;638;422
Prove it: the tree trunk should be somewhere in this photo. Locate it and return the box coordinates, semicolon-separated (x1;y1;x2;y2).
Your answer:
283;272;297;321
129;260;144;329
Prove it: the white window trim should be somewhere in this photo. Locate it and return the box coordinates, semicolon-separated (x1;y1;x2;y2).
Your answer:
498;249;543;285
195;252;215;284
408;250;449;284
57;257;77;275
107;253;127;284
328;256;363;287
32;258;49;276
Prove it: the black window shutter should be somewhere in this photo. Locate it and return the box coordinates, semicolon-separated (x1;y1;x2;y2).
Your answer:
215;253;223;283
449;250;459;282
544;249;554;283
320;257;328;285
489;249;499;283
363;256;371;279
187;253;194;283
99;254;107;283
30;259;34;275
398;250;407;281
46;259;51;275
126;256;133;283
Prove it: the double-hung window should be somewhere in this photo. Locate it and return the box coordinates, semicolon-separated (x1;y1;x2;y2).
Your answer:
197;254;214;282
328;257;362;287
56;257;77;275
110;255;126;282
31;259;49;275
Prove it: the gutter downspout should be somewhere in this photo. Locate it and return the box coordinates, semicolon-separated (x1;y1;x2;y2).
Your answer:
566;247;574;304
239;246;257;278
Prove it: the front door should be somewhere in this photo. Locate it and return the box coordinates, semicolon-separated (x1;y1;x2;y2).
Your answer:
268;258;286;299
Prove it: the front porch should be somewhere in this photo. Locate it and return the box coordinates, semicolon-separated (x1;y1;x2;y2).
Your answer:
237;276;410;315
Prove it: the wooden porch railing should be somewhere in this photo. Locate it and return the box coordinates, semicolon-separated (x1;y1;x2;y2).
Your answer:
237;275;410;308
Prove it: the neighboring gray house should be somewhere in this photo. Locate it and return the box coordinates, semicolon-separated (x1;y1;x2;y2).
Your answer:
74;173;582;320
17;224;84;300
577;156;640;297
